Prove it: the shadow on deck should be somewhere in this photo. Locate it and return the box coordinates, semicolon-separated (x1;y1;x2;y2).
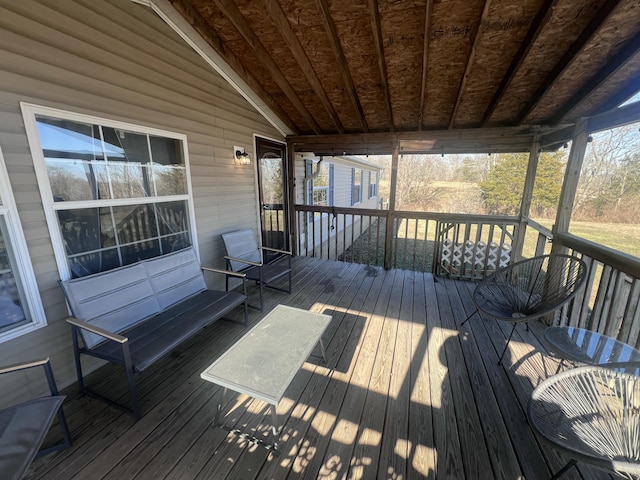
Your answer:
26;257;611;480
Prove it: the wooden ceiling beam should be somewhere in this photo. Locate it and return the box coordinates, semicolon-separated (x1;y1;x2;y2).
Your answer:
368;0;394;131
480;0;558;126
262;0;344;134
586;100;640;133
448;0;493;129
550;29;640;124
316;0;369;133
517;0;622;124
168;0;299;134
418;0;433;131
289;124;567;154
595;76;640;114
213;0;322;134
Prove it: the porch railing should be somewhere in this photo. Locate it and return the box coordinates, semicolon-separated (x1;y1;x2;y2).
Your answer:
295;205;640;348
525;222;640;349
294;205;519;278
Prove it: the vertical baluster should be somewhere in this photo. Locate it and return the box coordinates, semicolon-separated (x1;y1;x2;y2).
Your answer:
319;211;324;259
358;213;364;265
332;214;342;260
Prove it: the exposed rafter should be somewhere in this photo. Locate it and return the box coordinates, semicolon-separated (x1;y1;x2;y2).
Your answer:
163;0;640;137
448;0;492;129
418;0;433;131
316;0;369;133
368;0;394;131
596;76;640;114
168;0;299;134
517;0;622;124
261;0;344;134
551;29;640;124
481;0;558;126
213;0;322;134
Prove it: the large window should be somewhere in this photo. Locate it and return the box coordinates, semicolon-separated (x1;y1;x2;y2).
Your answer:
352;168;362;205
0;146;47;343
22;104;196;279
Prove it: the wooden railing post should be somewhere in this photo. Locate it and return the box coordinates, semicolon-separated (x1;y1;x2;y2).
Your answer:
552;118;589;255
513;138;540;261
384;142;399;270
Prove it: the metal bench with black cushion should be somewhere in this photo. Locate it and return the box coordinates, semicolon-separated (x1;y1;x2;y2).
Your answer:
60;247;247;420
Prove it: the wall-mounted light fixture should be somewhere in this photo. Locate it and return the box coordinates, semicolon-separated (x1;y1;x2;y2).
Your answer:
233;146;251;166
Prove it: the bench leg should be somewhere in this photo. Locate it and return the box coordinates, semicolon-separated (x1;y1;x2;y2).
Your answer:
122;342;141;420
70;326;86;392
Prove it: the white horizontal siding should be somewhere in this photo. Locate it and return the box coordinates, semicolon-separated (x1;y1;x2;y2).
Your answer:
0;0;283;406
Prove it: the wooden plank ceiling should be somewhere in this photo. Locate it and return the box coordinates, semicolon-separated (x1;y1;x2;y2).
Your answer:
168;0;640;151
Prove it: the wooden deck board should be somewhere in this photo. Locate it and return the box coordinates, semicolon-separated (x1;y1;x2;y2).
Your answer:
25;257;614;480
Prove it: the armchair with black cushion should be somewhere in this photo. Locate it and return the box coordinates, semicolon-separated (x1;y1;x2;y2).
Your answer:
0;358;71;480
221;229;292;311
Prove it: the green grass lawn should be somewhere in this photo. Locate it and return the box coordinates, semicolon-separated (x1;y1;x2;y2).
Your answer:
529;219;640;259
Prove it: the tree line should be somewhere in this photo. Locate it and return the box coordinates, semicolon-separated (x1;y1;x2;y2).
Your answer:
368;121;640;223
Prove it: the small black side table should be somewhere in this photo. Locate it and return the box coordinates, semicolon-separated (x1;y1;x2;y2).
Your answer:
545;326;640;373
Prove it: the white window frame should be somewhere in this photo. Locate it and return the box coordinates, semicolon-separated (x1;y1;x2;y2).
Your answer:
309;161;333;207
0;146;47;343
352;168;363;205
21;103;198;281
369;171;378;199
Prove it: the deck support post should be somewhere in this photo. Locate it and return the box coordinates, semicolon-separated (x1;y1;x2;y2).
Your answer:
384;141;399;270
552;117;589;253
513;138;540;262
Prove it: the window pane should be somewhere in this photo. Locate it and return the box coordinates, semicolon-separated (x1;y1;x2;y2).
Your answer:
313;188;328;206
150;136;182;166
58;208;104;255
103;127;152;198
153;164;186;196
0;219;28;332
112;204;158;244
68;249;120;278
121;240;160;265
155;201;189;236
161;233;190;253
37;116;104;202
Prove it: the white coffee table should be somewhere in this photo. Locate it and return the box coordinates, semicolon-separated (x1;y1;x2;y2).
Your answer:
201;304;331;452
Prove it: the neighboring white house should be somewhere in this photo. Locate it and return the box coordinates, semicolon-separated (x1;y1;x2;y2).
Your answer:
295;154;382;259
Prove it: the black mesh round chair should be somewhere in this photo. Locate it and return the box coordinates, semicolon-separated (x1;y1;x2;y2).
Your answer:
528;365;640;479
461;254;588;365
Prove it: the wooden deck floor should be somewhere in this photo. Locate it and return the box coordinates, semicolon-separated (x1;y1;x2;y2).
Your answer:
26;257;613;480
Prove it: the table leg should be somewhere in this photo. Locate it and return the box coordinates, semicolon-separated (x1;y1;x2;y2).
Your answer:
213;387;227;426
270;405;281;452
318;337;328;363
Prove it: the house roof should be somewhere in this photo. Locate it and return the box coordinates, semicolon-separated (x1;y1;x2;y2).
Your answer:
167;0;640;152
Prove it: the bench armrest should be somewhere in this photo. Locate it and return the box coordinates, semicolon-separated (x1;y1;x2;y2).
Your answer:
0;357;50;375
0;357;61;396
224;255;262;267
201;266;246;278
259;246;292;256
66;316;128;344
